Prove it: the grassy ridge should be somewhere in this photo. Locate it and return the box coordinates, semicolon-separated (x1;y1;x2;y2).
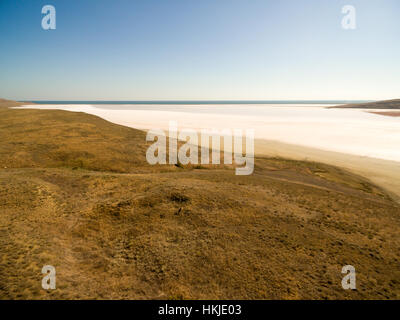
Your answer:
0;107;149;172
0;100;399;299
329;99;400;109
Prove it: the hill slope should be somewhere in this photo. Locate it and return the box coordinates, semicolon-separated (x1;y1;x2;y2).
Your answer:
0;100;399;299
329;99;400;109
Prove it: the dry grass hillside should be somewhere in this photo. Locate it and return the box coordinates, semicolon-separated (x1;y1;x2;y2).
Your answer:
0;100;399;299
330;99;400;109
0;98;30;108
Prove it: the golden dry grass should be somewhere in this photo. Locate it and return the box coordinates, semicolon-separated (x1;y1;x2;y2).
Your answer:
0;100;399;299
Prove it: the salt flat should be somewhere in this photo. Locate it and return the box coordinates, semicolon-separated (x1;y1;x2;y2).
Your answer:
17;103;400;201
18;104;400;162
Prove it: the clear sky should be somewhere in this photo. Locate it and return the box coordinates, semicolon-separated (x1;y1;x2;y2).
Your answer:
0;0;399;101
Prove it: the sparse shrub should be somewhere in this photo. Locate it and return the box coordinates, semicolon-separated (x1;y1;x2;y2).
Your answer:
168;192;189;203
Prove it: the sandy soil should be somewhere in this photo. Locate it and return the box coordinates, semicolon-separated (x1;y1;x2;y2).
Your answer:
255;139;400;203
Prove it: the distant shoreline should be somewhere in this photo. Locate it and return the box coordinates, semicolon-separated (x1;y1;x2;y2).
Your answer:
19;100;371;105
329;99;400;109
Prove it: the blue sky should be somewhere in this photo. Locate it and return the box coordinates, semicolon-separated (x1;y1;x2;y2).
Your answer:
0;0;399;100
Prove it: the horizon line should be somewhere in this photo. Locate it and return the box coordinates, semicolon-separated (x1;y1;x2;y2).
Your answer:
19;99;374;105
